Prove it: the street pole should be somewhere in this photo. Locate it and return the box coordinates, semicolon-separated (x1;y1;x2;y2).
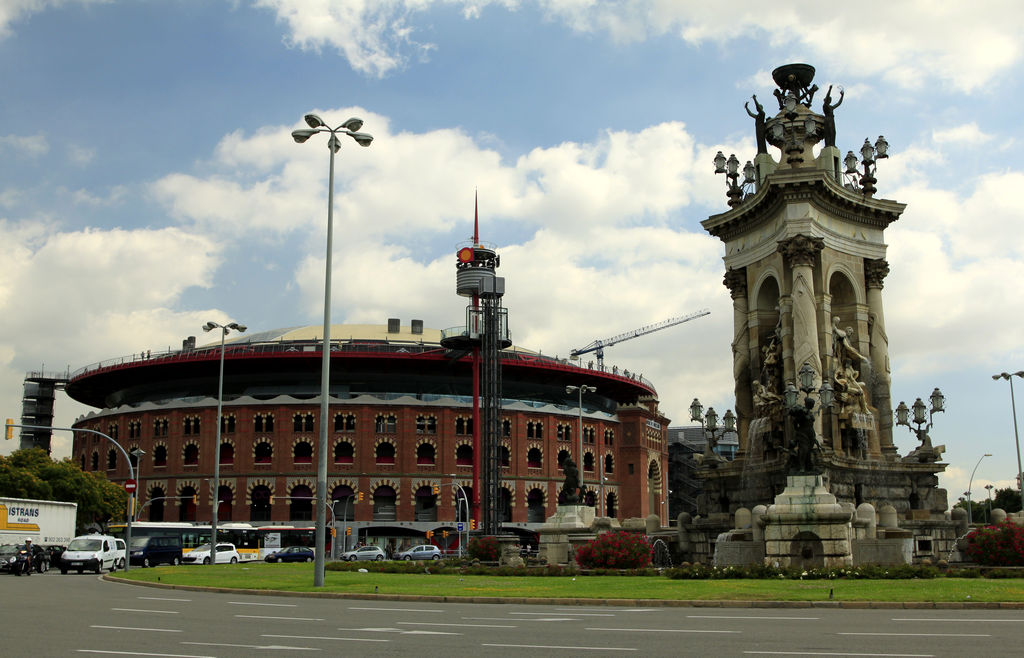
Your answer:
566;385;595;504
292;114;372;588
967;453;991;525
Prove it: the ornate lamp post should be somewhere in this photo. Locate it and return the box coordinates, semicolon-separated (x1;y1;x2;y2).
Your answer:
985;484;995;523
292;114;373;588
202;320;246;567
566;384;597;504
966;453;992;525
894;387;945;454
713;151;756;208
844;136;889;197
689;398;736;460
992;371;1024;512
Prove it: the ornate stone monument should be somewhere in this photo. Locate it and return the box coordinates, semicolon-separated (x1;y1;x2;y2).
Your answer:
700;64;949;532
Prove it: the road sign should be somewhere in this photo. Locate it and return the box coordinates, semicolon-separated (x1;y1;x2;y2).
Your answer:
124;479;137;493
456;522;464;532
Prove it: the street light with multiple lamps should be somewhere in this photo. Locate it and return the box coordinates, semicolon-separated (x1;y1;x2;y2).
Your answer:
688;398;736;461
966;453;992;525
565;385;596;504
985;484;995;523
992;371;1024;512
291;113;373;587
894;387;945;453
202;320;246;567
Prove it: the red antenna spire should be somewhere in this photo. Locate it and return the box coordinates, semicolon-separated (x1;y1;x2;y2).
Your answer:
473;188;479;245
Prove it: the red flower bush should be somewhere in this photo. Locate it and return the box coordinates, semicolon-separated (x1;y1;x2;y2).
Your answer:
964;521;1024;566
467;535;500;561
575;531;652;569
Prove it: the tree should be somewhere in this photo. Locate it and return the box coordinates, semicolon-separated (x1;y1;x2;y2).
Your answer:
0;448;128;530
993;487;1023;514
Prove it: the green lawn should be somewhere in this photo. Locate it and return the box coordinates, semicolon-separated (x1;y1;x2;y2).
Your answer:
114;563;1024;603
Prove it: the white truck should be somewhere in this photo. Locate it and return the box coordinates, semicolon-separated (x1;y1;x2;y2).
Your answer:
0;497;78;547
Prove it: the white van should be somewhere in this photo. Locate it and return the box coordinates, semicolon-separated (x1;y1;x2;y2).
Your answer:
58;534;120;574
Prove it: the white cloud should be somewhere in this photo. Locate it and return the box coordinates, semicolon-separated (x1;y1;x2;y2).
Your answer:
932;122;993;145
0;133;49;157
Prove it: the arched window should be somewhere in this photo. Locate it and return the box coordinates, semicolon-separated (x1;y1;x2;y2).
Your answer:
455;417;472;435
220;415;236;434
375;414;397;433
500;445;510;468
456;443;473;466
375;442;396;464
153;445;167;467
334;441;354;464
499;487;512;522
527;488;546;523
604;453;614;474
254;441;273;464
107;449;117;470
414;485;438;521
332;485;355;520
254;413;275;432
183;444;199;466
335;413;356;432
583;452;595;473
293;441;313;464
527;447;542;469
502;418;511;437
416;415;437;434
148;486;166;522
219;442;234;465
606;492;618;518
179;486;197;522
289;485;313;521
250;485;272;522
216;485;233;522
90;451;99;471
416;443;436;465
557;449;570;470
604;429;614;446
373;485;397;521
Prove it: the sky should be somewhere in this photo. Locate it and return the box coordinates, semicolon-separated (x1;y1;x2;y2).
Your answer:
2;0;1023;507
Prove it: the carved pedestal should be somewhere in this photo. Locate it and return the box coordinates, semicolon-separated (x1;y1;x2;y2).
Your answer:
763;474;853;569
537;505;595;565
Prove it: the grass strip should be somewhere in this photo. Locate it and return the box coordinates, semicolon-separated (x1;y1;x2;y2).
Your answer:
115;563;1024;602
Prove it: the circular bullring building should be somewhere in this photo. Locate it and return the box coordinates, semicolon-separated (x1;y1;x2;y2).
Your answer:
66;320;669;548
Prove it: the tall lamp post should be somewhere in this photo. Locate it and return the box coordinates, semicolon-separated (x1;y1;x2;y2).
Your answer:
985;484;995;523
894;387;946;453
992;371;1024;511
689;398;736;461
565;384;596;503
292;114;373;587
966;453;992;525
203;321;246;567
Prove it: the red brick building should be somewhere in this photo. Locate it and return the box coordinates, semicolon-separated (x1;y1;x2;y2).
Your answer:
67;323;669;543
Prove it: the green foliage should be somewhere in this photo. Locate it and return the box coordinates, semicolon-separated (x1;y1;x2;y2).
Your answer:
993;488;1023;514
965;521;1024;566
664;563;943;580
574;531;652;569
467;535;500;561
0;448;127;530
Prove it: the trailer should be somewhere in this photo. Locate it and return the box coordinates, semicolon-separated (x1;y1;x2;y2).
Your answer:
0;497;78;546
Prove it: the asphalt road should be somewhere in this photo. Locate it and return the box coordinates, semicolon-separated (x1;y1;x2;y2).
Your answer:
6;570;1024;657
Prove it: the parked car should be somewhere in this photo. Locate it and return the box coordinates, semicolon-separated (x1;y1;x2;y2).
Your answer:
264;546;315;563
395;544;441;561
129;535;183;567
113;538;126;570
0;544;27;574
47;545;65;566
340;545;385;561
180;543;239;565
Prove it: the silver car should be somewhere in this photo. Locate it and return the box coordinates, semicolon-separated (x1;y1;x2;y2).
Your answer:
395;544;441;561
340;545;385;561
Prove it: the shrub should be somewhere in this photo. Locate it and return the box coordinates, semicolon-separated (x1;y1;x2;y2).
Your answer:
574;531;652;570
964;521;1024;566
467;535;500;562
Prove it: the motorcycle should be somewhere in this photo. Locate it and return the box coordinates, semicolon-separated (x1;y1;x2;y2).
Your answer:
11;547;32;576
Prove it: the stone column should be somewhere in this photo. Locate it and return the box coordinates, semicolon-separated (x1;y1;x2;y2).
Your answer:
778;235;825;387
865;259;895;456
724;268;752;454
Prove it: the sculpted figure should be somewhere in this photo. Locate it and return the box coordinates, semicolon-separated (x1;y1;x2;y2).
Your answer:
822;85;844;148
745;94;767;154
753;381;784;417
787;397;821;474
561;457;581;504
833;316;867;365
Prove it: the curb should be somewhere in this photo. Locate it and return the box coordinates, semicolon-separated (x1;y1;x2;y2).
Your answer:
101;576;1024;609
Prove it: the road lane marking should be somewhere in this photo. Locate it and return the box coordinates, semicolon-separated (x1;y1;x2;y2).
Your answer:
234;615;324;621
90;625;182;633
182;641;319;651
347;606;443;613
397;622;516;628
484;643;636;652
463;616;576;622
745;653;933;657
688;615;819;620
78;651;211;657
111;608;180;614
588;627;741;634
346;627;460;635
510;611;614;617
838;632;990;637
137;597;191;602
229;601;297;607
262;634;389;643
892;617;1019;622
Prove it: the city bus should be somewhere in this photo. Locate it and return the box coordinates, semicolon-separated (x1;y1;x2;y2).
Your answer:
109;522;314;562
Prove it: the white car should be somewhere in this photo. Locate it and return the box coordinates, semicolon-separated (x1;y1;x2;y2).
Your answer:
181;543;240;565
395;544;442;561
340;545;385;561
114;538;127;570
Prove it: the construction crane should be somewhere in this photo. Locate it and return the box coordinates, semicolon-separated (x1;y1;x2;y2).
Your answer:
570;309;711;368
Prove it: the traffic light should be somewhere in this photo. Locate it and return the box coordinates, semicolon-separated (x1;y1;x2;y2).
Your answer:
469;518;476;530
432;484;440;495
330;528;337;538
357;491;364;502
269;495;275;505
425;530;434;539
345;526;352;536
442;530;449;538
191;494;197;504
4;418;13;440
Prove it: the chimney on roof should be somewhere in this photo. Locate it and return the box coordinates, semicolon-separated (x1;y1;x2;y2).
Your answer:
387;318;401;333
411;319;423;335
